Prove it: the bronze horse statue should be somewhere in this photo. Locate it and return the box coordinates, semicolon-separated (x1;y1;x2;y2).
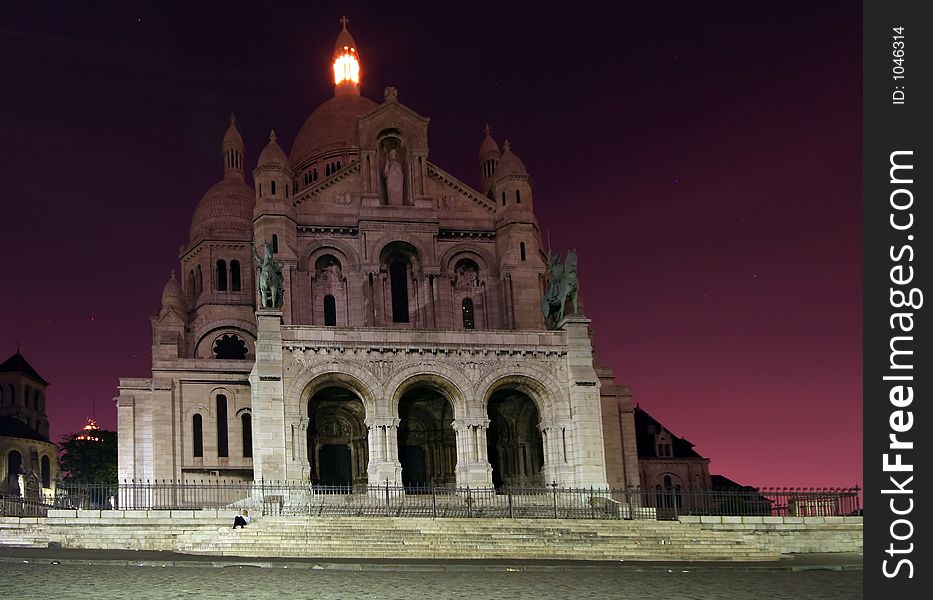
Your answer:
252;240;284;309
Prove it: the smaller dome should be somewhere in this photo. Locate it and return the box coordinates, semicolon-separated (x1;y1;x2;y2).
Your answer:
161;271;187;312
258;130;288;167
189;177;255;242
495;140;527;177
479;124;500;159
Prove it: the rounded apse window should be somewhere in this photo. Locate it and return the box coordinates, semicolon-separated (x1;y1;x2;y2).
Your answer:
213;334;248;359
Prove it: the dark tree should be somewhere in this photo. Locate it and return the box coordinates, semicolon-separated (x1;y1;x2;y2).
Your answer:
59;429;117;483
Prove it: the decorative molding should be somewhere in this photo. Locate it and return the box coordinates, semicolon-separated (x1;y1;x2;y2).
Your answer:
426;163;496;213
298;225;359;236
294;162;361;206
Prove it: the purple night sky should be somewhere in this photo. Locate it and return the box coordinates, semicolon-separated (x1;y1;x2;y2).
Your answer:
1;2;861;488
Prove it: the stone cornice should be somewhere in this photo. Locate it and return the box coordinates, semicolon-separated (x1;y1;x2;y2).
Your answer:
294;162;361;206
426;162;496;213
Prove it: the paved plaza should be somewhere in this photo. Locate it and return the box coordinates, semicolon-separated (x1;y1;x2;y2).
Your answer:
0;548;861;599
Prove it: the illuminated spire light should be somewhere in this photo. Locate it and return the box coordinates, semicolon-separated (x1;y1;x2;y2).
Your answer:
333;49;360;85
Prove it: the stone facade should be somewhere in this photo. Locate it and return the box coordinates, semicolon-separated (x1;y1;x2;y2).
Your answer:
116;19;639;492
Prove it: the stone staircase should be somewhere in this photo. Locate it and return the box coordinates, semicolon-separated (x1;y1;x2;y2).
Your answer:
174;516;781;561
0;517;50;548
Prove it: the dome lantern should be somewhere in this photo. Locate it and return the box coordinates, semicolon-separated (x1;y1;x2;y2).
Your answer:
479;124;500;194
333;16;361;96
222;114;245;180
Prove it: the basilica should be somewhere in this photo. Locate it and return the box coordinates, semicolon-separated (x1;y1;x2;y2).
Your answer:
116;19;643;492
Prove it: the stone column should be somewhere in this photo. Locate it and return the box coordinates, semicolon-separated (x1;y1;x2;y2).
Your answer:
249;309;288;484
365;416;401;486
453;418;493;488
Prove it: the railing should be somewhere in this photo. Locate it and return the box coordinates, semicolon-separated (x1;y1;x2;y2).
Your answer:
1;482;861;521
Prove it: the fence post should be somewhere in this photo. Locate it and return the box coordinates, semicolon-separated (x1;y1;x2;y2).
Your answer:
432;484;437;519
670;487;678;520
552;483;558;519
507;486;513;519
385;479;390;517
260;478;265;516
467;486;473;518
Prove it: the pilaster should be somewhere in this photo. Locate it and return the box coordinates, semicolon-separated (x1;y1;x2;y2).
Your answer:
249;309;287;482
452;417;493;488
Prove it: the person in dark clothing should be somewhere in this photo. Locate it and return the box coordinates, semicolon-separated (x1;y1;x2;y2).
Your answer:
233;509;251;529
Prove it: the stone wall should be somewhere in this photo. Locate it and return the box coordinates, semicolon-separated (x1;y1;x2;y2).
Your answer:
1;512;862;562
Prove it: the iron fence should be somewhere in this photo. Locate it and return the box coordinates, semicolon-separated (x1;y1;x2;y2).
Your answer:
1;482;860;521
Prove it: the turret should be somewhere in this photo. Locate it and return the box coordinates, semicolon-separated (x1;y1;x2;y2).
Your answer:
491;140;534;217
478;124;500;195
254;130;293;205
491;141;544;329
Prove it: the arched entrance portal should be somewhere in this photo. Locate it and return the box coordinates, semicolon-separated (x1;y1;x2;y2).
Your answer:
487;389;545;489
397;387;456;488
307;386;368;487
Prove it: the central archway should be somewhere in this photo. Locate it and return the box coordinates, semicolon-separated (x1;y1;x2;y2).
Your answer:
397;386;456;488
487;388;545;489
307;386;368;487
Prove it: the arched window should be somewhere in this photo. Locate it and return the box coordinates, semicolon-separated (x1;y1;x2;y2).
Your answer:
336;160;341;170
389;260;410;323
230;260;241;291
501;191;506;206
325;164;331;176
41;455;50;488
272;234;278;253
216;395;229;458
7;450;22;490
196;265;203;294
323;294;337;326
271;180;277;196
193;414;203;457
462;298;475;330
214;334;247;360
313;168;318;181
520;242;526;261
516;189;521;204
242;413;252;458
217;260;228;291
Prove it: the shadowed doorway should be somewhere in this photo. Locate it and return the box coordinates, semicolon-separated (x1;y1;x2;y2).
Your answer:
397;386;456;488
307;386;368;487
487;389;545;489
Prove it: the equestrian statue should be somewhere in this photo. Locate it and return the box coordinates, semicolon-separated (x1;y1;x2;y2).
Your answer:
541;248;579;329
252;239;284;309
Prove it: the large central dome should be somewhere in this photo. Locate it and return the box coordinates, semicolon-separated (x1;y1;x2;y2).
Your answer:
289;94;378;169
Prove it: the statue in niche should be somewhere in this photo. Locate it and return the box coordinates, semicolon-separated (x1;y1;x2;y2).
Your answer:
318;258;342;283
454;262;479;290
383;148;404;206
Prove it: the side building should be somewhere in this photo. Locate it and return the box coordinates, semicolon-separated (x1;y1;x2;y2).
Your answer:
0;351;59;497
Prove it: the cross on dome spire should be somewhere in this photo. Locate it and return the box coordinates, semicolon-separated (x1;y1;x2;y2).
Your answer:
340;15;349;29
